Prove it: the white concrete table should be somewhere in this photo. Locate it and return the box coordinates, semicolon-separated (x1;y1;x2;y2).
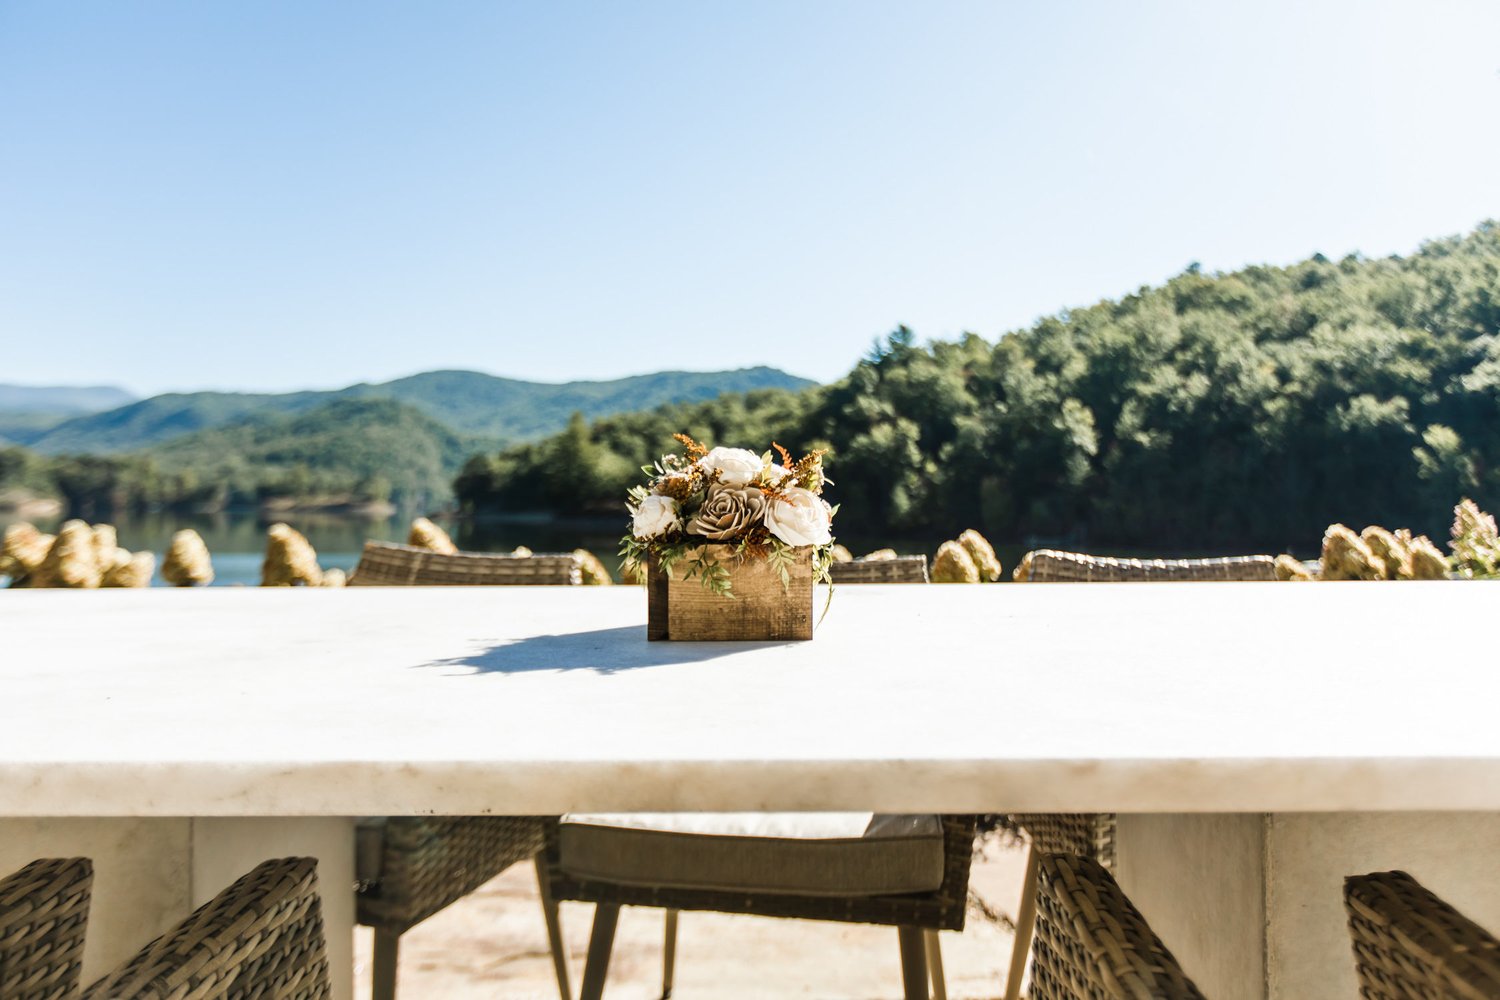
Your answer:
2;583;1497;998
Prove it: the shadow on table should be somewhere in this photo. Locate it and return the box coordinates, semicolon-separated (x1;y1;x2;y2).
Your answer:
424;625;793;675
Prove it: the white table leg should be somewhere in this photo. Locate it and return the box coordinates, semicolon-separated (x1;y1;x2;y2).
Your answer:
1114;812;1500;999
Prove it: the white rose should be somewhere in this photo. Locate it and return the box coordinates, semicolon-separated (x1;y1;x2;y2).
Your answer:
764;487;833;547
697;446;763;487
631;495;681;539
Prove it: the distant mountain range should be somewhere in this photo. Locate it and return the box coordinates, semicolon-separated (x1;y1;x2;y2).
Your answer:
0;384;137;414
0;367;816;454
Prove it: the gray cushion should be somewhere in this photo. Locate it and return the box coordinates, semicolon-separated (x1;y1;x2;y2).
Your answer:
558;812;945;897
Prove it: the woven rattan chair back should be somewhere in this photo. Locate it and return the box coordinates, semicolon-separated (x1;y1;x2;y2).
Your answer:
1020;549;1276;583
1031;853;1206;1000
1006;814;1116;869
1345;869;1500;1000
829;556;929;584
0;858;92;1000
349;541;582;586
357;816;547;934
83;857;329;1000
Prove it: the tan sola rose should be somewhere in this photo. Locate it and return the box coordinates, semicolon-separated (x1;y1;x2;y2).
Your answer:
688;485;767;541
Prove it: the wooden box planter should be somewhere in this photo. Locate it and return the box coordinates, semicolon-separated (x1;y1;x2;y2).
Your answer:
647;545;814;641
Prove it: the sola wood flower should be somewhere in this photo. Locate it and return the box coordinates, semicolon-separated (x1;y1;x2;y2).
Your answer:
690;486;767;540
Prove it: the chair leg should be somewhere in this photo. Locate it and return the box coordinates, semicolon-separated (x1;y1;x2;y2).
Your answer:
924;930;947;1000
661;908;679;999
897;926;929;1000
372;929;399;1000
579;902;621;1000
534;855;572;1000
1004;840;1042;1000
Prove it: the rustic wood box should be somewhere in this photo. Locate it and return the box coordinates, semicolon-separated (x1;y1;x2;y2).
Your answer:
647;544;814;641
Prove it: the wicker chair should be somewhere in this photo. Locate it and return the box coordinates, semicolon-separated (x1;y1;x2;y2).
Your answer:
1018;549;1277;583
1030;853;1206;1000
997;815;1118;1000
348;541;583;586
357;816;567;1000
351;539;575;1000
545;814;978;1000
83;857;329;999
1003;550;1268;995
0;858;92;1000
1344;870;1500;999
829;555;930;584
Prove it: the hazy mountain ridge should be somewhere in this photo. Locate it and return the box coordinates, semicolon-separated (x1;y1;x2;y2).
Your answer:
0;384;136;414
16;367;814;453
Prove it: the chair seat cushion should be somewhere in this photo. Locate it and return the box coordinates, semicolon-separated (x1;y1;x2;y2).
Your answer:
558;813;945;897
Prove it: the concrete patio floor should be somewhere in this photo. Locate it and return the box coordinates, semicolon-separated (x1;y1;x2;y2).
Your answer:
353;833;1028;999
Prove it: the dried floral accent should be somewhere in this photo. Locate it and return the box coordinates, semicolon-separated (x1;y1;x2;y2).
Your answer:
162;529;214;587
574;549;613;586
931;540;980;583
958;529;1003;582
673;433;709;463
621;434;837;599
1274;554;1315;581
690;486;768;540
1450;498;1500;580
102;550;155;588
1406;534;1450;580
1320;523;1386;581
1361;526;1412;580
2;522;54;584
262;523;323;587
409;517;457;554
35;520;102;589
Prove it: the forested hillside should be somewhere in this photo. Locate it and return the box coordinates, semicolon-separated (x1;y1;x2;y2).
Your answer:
0;367;812;515
0;400;470;517
15;367;812;453
458;223;1500;548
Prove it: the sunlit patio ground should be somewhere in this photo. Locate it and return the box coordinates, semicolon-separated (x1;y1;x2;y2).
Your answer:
354;833;1027;999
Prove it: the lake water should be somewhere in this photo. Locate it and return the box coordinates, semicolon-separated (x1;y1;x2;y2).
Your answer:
1;509;1050;586
0;511;631;586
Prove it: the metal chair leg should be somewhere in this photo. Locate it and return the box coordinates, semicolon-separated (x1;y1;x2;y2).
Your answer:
372;928;399;1000
579;902;621;1000
897;926;929;1000
923;930;947;1000
661;908;679;999
534;855;572;1000
1004;840;1042;1000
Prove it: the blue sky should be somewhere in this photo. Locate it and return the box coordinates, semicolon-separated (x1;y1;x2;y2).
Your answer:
2;2;1498;396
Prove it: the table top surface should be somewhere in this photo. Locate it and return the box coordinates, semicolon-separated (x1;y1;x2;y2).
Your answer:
2;582;1496;816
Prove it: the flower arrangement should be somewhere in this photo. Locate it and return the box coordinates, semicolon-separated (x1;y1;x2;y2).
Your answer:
621;434;836;597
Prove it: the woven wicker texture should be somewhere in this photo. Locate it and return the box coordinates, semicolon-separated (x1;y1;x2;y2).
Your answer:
1006;814;1117;870
1345;869;1500;1000
0;858;92;1000
357;816;547;934
546;815;977;932
83;856;329;1000
828;556;930;584
349;541;582;586
1031;853;1206;1000
1022;549;1277;583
